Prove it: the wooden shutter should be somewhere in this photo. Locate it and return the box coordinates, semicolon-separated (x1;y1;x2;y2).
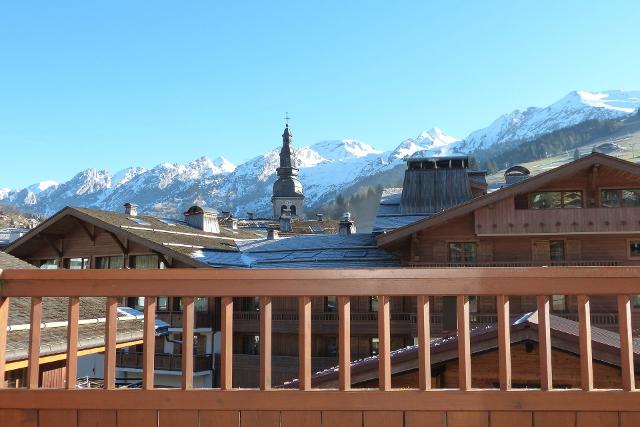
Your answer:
433;241;448;262
477;240;493;262
566;240;582;261
532;240;550;262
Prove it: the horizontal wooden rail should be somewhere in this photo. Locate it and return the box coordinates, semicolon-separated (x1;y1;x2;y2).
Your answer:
3;267;640;296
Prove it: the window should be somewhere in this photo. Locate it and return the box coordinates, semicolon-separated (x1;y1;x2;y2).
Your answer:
633;295;640;309
370;337;379;356
324;296;337;313
601;189;640;207
195;297;208;312
529;191;582;209
95;256;124;269
130;255;160;269
369;296;379;312
290;205;297;215
63;257;89;269
37;259;58;269
448;242;477;263
552;295;567;312
629;241;640;258
158;297;169;311
549;240;565;262
326;336;337;357
242;335;259;355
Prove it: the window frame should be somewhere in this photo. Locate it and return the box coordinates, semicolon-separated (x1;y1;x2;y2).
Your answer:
528;190;584;209
628;239;640;260
447;241;478;263
600;188;640;208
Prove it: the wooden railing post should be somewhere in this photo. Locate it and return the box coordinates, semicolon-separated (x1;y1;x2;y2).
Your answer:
497;295;511;391
259;296;272;391
104;296;118;390
142;296;156;390
181;296;195;390
220;296;233;390
338;296;351;391
298;296;312;391
618;294;635;391
417;295;431;391
378;295;391;391
0;296;9;388
537;296;552;390
27;297;42;389
457;296;471;391
578;295;593;391
66;297;80;389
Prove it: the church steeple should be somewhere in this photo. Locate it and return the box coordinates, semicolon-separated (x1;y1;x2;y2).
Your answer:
272;120;305;219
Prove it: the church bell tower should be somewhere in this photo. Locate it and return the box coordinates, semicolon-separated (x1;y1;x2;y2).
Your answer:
272;121;305;219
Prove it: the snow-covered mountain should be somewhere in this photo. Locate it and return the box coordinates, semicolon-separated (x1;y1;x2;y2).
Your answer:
2;90;639;217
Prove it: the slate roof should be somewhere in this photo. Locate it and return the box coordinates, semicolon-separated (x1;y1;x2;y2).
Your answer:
0;251;37;270
5;297;168;362
372;188;431;233
292;311;640;387
192;233;400;269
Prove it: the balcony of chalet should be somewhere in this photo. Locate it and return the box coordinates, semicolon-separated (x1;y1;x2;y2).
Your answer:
2;268;640;427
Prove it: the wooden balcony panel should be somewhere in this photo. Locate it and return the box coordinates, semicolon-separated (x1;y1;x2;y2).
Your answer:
475;205;640;235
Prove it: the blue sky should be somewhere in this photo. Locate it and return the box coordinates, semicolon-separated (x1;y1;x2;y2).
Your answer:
1;1;639;188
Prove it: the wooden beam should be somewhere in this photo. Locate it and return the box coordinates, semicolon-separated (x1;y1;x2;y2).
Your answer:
618;294;635;391
143;297;156;390
338;296;351;391
417;295;431;391
497;295;511;391
0;296;9;388
104;297;118;390
259;296;272;391
106;231;127;255
457;295;471;391
537;296;552;391
578;295;593;391
181;297;194;390
40;235;62;258
72;217;95;243
378;295;391;391
66;297;80;389
220;297;233;390
27;297;42;389
298;296;312;391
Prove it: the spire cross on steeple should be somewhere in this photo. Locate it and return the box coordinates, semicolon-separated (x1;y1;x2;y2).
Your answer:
284;112;291;126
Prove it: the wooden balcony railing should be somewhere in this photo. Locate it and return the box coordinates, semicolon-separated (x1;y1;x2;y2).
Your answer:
1;268;640;426
408;260;620;268
116;351;213;372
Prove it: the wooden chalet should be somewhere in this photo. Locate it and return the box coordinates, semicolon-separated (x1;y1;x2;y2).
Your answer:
377;152;640;331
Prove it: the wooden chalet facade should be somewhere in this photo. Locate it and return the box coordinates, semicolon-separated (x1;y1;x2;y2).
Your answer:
377;153;640;330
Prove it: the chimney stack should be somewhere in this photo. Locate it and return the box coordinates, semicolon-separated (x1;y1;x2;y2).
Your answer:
338;212;356;235
184;205;220;234
280;208;293;233
124;203;138;217
267;228;279;240
316;213;324;222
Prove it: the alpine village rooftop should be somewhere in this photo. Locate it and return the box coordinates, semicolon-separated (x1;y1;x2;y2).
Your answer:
2;125;640;426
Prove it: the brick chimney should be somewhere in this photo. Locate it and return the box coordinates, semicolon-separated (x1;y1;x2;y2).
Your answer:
124;203;138;217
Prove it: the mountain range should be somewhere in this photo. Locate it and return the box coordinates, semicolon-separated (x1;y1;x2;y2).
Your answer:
2;90;640;220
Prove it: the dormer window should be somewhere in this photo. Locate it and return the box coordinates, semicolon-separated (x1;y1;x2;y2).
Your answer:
601;189;640;207
529;191;582;209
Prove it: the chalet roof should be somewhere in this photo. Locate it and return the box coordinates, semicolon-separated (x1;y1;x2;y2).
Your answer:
377;152;640;247
5;297;169;362
192;233;400;269
6;206;265;267
291;311;640;387
235;218;340;235
0;251;37;270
